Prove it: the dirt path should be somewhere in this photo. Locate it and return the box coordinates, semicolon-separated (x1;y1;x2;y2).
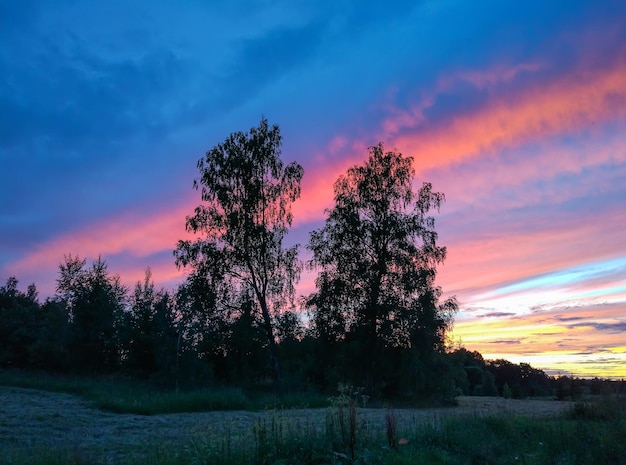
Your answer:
0;386;571;459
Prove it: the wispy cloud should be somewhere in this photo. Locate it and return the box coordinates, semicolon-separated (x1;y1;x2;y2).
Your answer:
478;312;517;319
385;49;626;173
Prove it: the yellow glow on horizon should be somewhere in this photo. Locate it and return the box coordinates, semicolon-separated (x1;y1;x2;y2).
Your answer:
492;352;626;379
451;316;626;379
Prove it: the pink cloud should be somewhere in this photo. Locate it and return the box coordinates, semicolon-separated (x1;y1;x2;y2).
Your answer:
296;47;626;235
7;33;626;370
377;51;626;175
292;142;370;226
437;202;626;302
7;202;194;284
447;62;545;89
6;198;193;295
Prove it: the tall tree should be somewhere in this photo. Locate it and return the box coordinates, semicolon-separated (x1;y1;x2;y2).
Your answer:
0;277;40;368
31;298;72;372
56;255;127;373
306;143;457;391
123;268;178;382
174;117;304;382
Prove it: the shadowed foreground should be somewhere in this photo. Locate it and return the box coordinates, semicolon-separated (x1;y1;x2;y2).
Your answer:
1;386;573;463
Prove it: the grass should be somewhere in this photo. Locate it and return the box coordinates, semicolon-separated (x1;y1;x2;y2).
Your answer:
3;396;626;464
401;396;626;465
0;370;328;414
2;371;625;464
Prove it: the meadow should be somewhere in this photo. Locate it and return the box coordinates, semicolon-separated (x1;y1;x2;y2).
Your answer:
1;373;625;464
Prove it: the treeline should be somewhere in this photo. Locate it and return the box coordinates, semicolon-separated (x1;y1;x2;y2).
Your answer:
449;348;625;399
1;259;455;396
1;274;624;399
2;118;623;401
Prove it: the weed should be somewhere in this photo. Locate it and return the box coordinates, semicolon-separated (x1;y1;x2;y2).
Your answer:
385;407;398;449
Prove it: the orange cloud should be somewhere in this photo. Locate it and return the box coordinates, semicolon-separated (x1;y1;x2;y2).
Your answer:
426;131;626;219
293;54;626;232
9;202;194;280
381;55;626;174
292;139;371;226
6;164;342;296
6;37;625;381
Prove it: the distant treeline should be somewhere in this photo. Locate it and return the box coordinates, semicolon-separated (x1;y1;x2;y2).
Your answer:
2;119;624;401
1;274;624;400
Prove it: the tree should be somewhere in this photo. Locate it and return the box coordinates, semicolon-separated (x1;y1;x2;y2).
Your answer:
174;270;267;385
0;276;72;372
56;255;127;373
0;277;40;368
306;143;457;393
174;270;230;383
174;117;304;383
122;268;178;384
30;298;72;372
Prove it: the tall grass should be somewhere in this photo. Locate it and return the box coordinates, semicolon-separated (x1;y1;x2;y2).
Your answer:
0;370;327;414
2;371;625;464
403;396;626;464
5;395;626;464
5;399;626;465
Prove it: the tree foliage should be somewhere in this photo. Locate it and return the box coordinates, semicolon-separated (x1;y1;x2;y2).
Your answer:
174;117;304;382
122;268;179;383
306;143;457;394
56;255;127;373
0;277;40;368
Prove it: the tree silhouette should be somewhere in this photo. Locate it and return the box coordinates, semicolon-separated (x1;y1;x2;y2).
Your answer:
0;277;40;368
56;255;127;373
122;268;178;383
307;143;457;393
174;117;304;383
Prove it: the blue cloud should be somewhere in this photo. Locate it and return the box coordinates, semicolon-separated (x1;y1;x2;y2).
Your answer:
478;311;517;318
212;22;327;111
568;321;626;334
0;42;185;155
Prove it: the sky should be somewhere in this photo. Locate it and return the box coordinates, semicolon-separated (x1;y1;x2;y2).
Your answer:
1;0;625;378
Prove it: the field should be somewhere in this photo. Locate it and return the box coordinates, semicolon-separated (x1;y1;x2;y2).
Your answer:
1;384;624;464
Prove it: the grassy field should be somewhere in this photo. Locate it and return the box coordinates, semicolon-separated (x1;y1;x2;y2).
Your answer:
0;370;328;414
0;374;625;464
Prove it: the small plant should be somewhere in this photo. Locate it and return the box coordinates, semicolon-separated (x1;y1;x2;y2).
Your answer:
327;383;358;461
503;382;512;399
328;382;352;408
353;385;370;408
348;399;357;461
385;406;397;449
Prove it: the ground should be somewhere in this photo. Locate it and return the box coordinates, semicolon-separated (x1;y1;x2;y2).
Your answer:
0;386;571;460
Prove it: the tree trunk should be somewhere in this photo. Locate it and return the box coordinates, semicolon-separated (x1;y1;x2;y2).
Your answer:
258;296;281;384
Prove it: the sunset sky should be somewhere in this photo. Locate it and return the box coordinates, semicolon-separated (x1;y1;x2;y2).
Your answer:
1;1;625;378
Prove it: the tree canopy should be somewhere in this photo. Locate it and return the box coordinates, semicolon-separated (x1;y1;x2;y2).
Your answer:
56;255;127;373
306;143;458;395
174;117;304;382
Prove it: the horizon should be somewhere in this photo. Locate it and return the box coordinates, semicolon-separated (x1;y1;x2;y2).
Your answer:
1;1;625;379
